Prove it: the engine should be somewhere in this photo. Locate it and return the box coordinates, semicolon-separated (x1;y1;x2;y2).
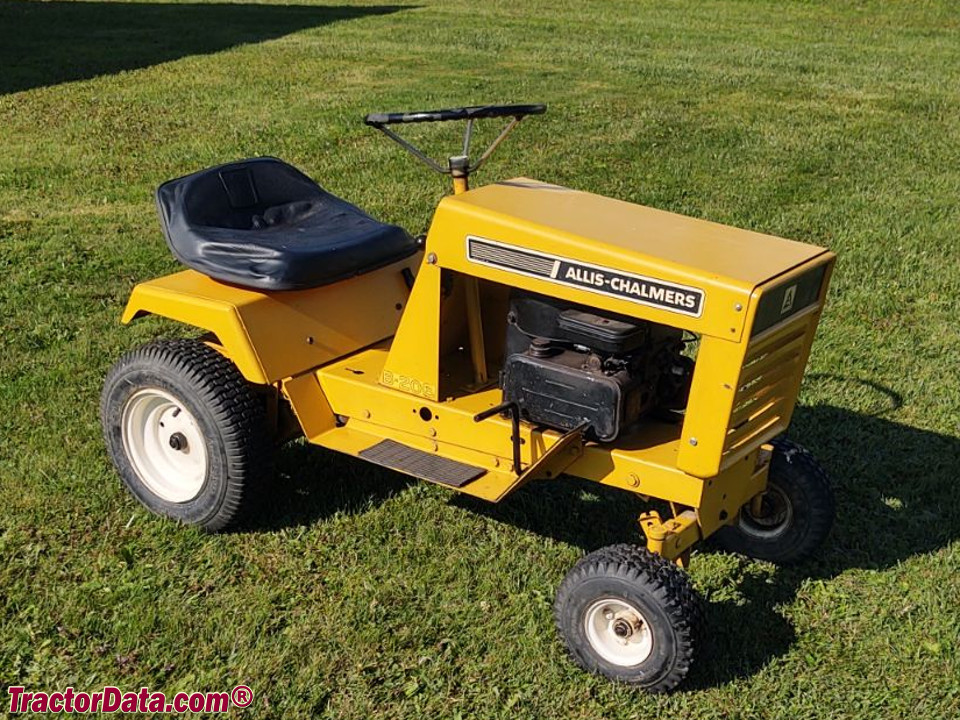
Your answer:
501;292;694;442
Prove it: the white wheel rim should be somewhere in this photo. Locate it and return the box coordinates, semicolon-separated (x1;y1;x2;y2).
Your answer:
738;485;793;540
121;388;208;503
583;597;654;666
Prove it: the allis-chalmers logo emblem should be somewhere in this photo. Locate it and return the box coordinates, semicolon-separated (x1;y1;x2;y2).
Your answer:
466;237;705;318
781;284;797;314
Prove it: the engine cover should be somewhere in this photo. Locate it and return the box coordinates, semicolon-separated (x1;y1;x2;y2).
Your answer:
502;348;649;442
505;292;646;358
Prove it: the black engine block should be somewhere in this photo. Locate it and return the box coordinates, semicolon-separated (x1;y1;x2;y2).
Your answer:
501;292;692;442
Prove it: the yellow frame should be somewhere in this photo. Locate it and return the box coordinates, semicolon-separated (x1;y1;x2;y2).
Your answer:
121;176;834;563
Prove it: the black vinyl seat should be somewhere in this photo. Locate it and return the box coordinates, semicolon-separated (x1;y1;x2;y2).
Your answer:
155;157;418;291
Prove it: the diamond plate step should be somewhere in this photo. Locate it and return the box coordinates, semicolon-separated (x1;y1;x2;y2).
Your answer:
358;439;487;488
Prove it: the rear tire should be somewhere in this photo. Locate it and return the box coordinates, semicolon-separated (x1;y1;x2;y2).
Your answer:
713;437;834;564
101;339;273;532
554;544;704;692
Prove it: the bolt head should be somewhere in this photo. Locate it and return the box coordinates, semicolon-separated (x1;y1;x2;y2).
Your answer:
426;252;438;264
689;437;698;447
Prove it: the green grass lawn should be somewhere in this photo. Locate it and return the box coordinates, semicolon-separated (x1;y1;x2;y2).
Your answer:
2;0;959;716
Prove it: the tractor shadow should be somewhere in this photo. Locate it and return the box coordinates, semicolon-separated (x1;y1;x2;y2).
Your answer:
249;441;414;532
246;376;958;689
452;379;960;689
0;1;410;95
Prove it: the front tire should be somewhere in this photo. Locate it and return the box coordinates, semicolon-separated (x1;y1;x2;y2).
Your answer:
713;437;834;564
554;544;704;692
101;339;273;532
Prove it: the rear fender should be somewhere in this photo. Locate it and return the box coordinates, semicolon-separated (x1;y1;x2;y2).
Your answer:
121;261;415;385
123;277;268;382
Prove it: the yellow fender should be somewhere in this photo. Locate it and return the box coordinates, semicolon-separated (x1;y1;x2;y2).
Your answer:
121;261;416;385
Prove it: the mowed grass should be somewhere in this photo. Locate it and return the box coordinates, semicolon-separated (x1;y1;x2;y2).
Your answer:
1;0;959;717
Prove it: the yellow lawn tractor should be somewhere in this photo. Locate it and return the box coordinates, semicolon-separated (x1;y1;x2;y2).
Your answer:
101;104;836;691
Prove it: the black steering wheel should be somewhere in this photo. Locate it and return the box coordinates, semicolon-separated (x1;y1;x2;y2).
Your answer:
364;104;546;127
363;103;547;176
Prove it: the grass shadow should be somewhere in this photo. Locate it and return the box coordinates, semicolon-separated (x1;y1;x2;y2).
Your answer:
0;1;410;95
243;376;958;688
244;440;414;532
451;384;960;689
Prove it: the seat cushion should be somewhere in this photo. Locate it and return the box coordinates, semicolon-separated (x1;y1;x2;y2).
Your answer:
155;157;418;291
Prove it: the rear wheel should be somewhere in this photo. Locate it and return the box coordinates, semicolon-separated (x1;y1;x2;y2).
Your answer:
554;544;704;692
714;437;834;564
101;339;273;531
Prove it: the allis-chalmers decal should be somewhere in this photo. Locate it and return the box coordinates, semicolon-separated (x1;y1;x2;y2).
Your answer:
466;236;704;318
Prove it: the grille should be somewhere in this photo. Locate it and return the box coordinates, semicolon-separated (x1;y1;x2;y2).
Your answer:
723;322;808;457
467;238;556;276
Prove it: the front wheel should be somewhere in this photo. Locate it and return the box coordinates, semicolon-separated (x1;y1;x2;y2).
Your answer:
554;544;704;692
713;437;834;564
101;339;274;532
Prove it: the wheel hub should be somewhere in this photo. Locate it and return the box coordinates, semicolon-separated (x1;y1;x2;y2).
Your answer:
121;388;208;503
739;485;793;540
584;597;653;666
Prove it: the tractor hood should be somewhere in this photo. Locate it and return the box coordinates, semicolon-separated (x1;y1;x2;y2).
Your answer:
427;178;831;341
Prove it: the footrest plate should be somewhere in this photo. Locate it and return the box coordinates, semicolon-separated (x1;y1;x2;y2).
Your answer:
359;439;486;488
